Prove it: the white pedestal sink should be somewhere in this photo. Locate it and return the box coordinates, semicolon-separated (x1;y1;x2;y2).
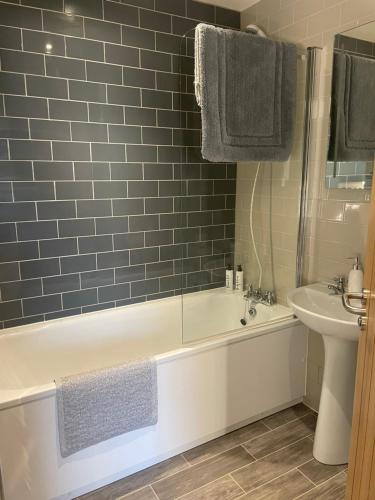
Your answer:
287;283;360;465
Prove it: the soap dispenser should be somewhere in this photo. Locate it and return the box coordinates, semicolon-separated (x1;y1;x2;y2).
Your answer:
348;256;363;306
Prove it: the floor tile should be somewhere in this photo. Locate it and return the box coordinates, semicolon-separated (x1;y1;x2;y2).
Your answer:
119;487;157;500
240;469;313;499
183;420;269;465
78;455;189;499
77;409;347;500
296;471;347;499
262;403;312;430
177;475;243;500
152;446;254;500
298;458;346;485
243;414;316;459
232;437;313;492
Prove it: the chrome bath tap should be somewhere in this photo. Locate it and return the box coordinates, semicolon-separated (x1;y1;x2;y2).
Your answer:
244;284;275;306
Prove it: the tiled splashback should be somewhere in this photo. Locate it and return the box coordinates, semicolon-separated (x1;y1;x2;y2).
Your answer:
326;160;372;190
0;0;239;328
241;0;374;410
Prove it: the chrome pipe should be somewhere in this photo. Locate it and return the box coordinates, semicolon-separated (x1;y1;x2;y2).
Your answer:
296;47;322;288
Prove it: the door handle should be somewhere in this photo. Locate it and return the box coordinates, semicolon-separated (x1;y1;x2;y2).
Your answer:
342;290;369;316
358;316;368;330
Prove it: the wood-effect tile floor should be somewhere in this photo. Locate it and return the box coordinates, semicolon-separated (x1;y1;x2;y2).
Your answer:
77;404;347;500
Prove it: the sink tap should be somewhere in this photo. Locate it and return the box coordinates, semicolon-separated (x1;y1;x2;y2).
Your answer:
328;276;346;295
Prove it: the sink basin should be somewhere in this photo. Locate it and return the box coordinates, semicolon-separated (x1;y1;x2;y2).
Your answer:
287;282;360;466
287;282;359;340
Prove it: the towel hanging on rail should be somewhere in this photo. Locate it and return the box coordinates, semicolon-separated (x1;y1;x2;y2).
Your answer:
328;52;375;162
194;23;297;163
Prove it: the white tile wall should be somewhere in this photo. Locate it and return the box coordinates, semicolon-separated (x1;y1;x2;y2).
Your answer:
239;0;374;410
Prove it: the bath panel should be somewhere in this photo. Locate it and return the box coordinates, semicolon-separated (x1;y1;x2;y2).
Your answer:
0;290;307;500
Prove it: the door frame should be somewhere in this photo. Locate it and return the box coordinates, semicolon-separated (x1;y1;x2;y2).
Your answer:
346;171;375;499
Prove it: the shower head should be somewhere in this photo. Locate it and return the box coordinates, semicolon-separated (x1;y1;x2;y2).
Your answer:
244;24;268;38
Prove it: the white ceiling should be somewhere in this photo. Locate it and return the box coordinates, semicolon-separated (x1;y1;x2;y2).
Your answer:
197;0;260;12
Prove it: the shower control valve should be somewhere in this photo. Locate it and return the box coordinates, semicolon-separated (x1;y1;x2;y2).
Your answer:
244;284;275;306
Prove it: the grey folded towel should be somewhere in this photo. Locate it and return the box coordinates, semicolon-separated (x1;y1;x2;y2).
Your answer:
56;358;158;457
195;23;297;162
329;52;375;161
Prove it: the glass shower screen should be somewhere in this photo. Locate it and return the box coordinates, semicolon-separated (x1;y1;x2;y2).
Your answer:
179;30;308;343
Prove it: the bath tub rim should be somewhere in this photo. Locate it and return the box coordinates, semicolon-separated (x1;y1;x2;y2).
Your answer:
0;313;299;412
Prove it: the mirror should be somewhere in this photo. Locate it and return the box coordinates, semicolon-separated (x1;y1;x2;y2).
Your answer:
326;22;375;190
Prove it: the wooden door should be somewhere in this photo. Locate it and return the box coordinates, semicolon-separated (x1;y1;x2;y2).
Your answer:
346;175;375;499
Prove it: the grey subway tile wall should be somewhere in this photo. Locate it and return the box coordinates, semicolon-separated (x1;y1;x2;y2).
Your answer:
0;0;238;328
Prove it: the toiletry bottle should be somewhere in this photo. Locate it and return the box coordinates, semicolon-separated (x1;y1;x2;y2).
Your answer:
226;264;234;290
348;256;363;307
235;264;244;291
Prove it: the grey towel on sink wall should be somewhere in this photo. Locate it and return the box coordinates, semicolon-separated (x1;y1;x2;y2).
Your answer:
329;52;375;162
55;357;158;457
195;23;297;162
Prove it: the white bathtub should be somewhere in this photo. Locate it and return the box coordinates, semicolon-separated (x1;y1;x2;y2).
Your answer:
0;288;307;500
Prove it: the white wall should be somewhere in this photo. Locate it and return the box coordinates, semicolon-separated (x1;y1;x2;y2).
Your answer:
239;0;374;409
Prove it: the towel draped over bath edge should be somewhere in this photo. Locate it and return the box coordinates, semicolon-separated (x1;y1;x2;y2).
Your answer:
55;357;158;457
